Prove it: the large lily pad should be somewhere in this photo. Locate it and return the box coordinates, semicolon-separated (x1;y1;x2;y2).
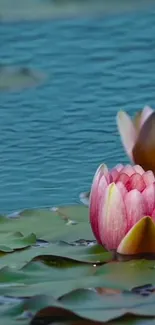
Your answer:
29;289;155;324
0;298;154;325
1;258;154;299
51;204;89;223
57;288;155;321
0;261;105;298
0;261;155;323
95;260;155;290
0;242;111;269
2;206;93;243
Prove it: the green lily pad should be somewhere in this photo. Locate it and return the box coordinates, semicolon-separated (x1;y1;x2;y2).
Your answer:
0;299;153;325
0;293;154;325
0;303;27;325
0;206;94;243
95;260;155;291
1;256;155;306
0;261;102;298
0;66;46;91
30;288;155;324
51;204;89;223
0;243;111;269
58;288;155;321
0;232;36;252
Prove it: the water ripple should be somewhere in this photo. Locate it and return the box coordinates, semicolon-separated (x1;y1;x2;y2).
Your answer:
0;9;155;212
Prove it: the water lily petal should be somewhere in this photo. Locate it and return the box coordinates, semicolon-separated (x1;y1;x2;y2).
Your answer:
106;172;113;184
117;216;155;255
133;111;142;132
89;165;108;243
125;189;146;229
99;183;127;250
110;168;119;182
142;183;155;216
117;173;130;186
134;165;145;175
126;173;146;192
121;165;135;177
142;170;155;186
115;164;124;172
115;181;128;198
116;111;137;160
98;174;108;195
90;164;107;205
140;105;154;128
94;164;108;182
132;112;155;172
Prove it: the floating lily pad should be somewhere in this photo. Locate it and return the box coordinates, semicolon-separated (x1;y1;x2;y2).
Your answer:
0;231;36;252
0;0;154;22
0;296;153;325
0;242;111;269
95;260;155;291
0;206;94;243
0;261;102;298
51;204;89;223
57;288;155;321
1;259;155;305
30;288;155;324
0;66;46;91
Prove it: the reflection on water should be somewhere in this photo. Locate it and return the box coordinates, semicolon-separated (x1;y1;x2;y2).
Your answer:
0;7;155;212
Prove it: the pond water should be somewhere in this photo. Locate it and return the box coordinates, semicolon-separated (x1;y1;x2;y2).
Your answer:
0;5;155;213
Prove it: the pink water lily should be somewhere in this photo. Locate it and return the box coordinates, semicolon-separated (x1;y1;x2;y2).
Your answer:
117;106;155;173
90;163;155;255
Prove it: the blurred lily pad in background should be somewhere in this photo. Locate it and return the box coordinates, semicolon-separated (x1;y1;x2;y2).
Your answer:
0;0;155;22
0;66;46;91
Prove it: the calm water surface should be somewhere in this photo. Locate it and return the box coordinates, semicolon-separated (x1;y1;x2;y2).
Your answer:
0;8;155;213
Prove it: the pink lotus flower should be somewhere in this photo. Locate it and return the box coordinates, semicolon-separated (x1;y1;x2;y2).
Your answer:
90;163;155;255
117;106;155;173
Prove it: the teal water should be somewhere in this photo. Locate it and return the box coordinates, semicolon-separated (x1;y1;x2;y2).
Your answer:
0;8;155;213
